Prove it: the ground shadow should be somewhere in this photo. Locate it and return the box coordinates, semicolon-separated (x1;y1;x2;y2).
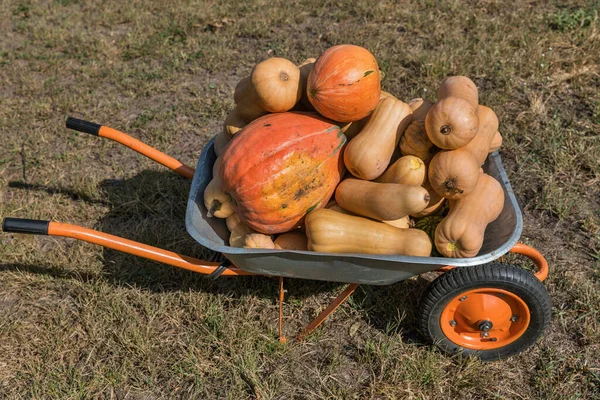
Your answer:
7;171;342;300
8;170;434;338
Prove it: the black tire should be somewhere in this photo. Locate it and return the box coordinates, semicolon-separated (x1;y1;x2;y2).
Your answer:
419;262;552;361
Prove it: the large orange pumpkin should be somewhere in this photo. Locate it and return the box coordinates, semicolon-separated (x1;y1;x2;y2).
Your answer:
307;45;381;122
219;112;346;234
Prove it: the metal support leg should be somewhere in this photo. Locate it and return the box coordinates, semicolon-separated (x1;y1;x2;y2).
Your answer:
297;283;359;341
278;277;287;344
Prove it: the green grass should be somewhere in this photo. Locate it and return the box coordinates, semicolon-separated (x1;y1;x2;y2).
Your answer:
1;0;599;398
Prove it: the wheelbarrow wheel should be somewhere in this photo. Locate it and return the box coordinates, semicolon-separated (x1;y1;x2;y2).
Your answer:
419;262;551;361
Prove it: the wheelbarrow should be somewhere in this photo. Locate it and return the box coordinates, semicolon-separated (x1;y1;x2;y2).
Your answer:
2;117;551;361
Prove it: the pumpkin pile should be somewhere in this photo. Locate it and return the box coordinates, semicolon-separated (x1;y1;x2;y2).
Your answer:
204;44;505;258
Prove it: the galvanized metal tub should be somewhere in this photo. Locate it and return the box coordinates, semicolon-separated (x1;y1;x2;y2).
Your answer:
185;139;522;285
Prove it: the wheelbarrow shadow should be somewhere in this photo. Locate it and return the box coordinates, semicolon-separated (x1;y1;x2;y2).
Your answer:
7;171;343;300
7;170;433;340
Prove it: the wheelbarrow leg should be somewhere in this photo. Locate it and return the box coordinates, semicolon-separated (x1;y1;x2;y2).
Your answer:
278;277;287;344
297;283;360;341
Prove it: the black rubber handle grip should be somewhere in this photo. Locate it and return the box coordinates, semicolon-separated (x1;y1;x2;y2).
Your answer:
66;117;101;136
2;218;49;235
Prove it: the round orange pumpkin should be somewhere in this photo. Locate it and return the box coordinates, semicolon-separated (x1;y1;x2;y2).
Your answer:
219;112;346;234
307;44;381;122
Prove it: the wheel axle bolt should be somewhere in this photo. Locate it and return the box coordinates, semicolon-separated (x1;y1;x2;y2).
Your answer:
481;332;489;338
449;320;457;327
478;320;493;332
510;315;519;322
459;296;467;301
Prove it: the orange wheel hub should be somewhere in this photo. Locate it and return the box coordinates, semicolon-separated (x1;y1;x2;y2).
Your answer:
440;288;530;350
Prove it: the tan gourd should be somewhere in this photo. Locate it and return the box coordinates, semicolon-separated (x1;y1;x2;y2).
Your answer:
252;57;302;113
212;157;221;177
325;200;354;215
410;178;446;218
425;97;479;149
229;222;256;247
204;177;233;218
244;233;276;249
274;232;308;250
344;97;413;180
399;121;438;165
408;98;434;121
234;76;269;122
223;108;247;139
380;91;396;100
435;173;504;258
428;105;499;199
213;131;230;157
375;155;426;186
382;215;411;229
437;76;478;108
298;58;316;110
226;213;242;232
305;209;432;256
489;131;502;153
335;178;429;221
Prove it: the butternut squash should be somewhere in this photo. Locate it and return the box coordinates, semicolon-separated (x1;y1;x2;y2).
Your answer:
229;221;256;247
204;176;233;218
325;200;354;215
375;155;426;186
435;173;504;258
399;120;438;164
408;98;434;121
425;97;479;149
382;215;411;229
213;131;230;157
298;58;316;110
274;232;308;250
212;157;222;177
226;213;242;232
437;76;478;108
344;97;413;180
234;76;269;122
223;108;247;139
244;233;276;249
410;178;446;218
380;90;396;100
305;208;432;256
428;105;499;199
335;178;429;221
489;131;502;153
252;57;302;113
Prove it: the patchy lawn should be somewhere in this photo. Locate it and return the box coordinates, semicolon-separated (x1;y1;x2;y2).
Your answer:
1;0;599;398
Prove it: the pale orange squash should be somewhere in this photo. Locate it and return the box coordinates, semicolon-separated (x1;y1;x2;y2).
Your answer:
425;97;479;149
489;131;502;153
399;121;438;164
223;108;247;139
244;233;276;249
274;232;308;250
335;178;429;221
298;58;316;110
408;98;434;121
305;209;431;256
375;155;426;186
233;76;269;122
428;105;499;199
252;57;302;113
437;76;478;108
435;173;504;258
344;97;413;180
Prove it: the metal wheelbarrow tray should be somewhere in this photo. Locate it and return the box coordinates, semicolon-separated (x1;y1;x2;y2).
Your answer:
2;117;551;360
186;138;522;285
